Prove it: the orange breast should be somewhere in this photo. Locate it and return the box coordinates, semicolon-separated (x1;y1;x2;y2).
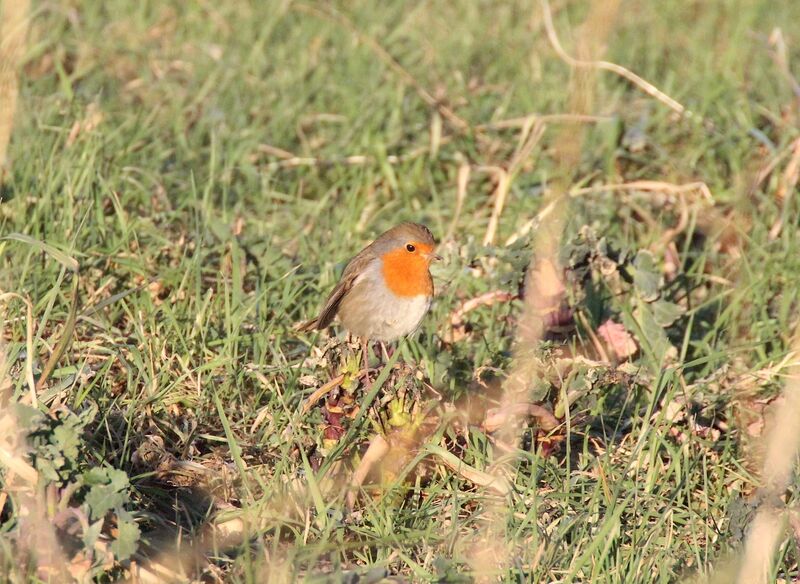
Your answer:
381;248;433;297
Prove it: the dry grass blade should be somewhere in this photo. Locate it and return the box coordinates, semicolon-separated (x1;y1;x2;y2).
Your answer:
477;113;611;131
508;119;546;174
541;0;689;117
426;445;512;496
445;163;471;242
261;142;444;170
767;28;800;100
300;373;345;414
576;310;610;363
477;166;511;247
569;180;714;202
267;153;393;169
749;139;798;196
481;120;546;246
654;192;690;250
768;137;800;240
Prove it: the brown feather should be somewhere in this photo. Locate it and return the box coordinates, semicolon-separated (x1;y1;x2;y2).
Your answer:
303;249;377;330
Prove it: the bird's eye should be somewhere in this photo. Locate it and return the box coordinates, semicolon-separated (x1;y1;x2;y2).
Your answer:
406;244;416;252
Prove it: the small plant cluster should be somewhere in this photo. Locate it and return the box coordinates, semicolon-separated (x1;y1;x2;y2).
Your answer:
1;402;139;580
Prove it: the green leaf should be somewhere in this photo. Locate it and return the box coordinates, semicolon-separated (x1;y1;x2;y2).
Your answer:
108;469;130;492
84;468;130;520
77;403;98;426
86;484;127;520
111;518;140;561
624;301;677;368
52;425;80;461
651;300;685;327
83;467;111;485
631;250;660;302
35;458;61;483
567;368;593;394
82;518;104;550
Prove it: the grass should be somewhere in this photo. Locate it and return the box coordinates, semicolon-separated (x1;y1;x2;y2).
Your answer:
2;0;800;581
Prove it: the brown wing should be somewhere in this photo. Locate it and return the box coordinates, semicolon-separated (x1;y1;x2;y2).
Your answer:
299;250;375;331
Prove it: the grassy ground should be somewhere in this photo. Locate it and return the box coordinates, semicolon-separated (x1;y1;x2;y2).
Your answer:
2;0;800;581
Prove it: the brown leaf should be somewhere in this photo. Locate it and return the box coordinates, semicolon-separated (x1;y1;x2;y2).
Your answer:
597;319;638;360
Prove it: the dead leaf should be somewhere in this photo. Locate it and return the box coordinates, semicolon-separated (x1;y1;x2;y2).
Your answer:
597;319;638;360
297;374;318;387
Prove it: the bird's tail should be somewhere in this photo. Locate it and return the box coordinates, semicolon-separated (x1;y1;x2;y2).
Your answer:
294;317;319;332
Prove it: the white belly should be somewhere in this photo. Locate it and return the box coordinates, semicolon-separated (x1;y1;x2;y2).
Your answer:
337;265;432;341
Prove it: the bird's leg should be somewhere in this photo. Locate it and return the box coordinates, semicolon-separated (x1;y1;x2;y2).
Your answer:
374;341;391;372
370;341;384;368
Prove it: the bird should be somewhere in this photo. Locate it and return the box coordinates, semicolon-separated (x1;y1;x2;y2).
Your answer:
300;222;441;379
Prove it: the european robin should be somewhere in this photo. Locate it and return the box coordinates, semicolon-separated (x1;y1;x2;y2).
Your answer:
300;222;441;373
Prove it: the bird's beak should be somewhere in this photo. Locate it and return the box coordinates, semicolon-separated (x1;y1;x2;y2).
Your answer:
426;252;443;262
